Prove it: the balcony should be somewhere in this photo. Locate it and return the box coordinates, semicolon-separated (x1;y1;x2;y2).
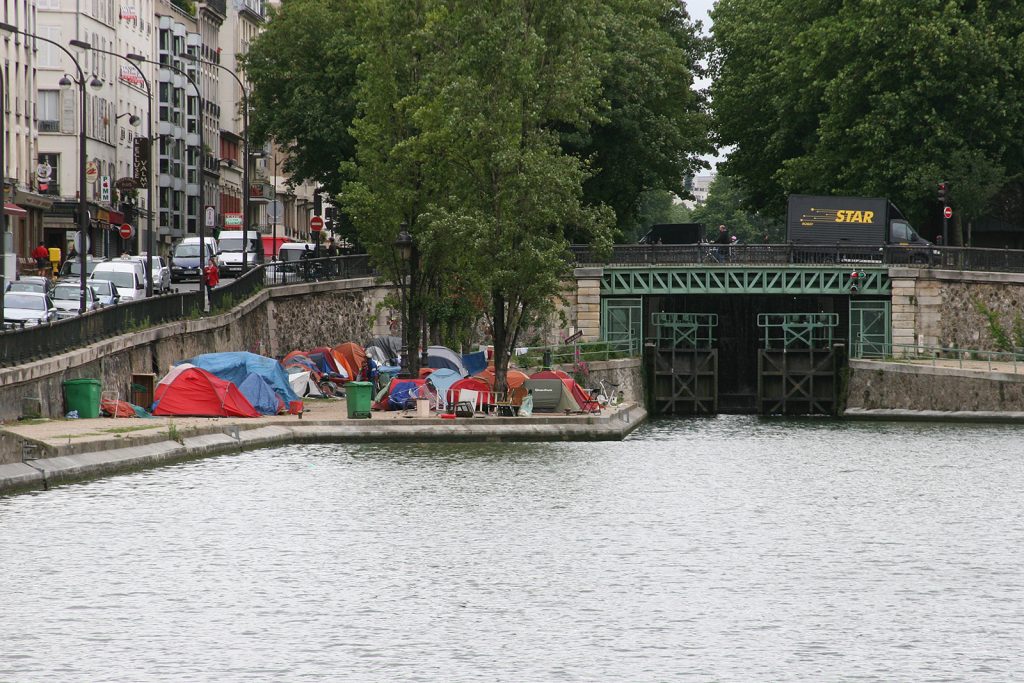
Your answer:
38;120;60;133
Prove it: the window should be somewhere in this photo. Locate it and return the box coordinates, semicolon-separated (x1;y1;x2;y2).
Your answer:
35;26;62;68
38;90;59;131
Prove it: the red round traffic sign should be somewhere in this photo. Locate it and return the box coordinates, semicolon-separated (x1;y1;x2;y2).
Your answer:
119;223;134;239
310;216;324;232
943;206;953;219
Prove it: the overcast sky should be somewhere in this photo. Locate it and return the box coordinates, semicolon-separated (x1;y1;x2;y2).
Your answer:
686;0;721;171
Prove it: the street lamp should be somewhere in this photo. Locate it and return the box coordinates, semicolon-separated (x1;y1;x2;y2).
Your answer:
394;225;413;377
73;42;155;296
181;53;251;274
127;52;209;311
0;23;96;314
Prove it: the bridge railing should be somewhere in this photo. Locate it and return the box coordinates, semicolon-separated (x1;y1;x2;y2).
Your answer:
852;342;1024;374
0;254;378;367
571;243;1024;272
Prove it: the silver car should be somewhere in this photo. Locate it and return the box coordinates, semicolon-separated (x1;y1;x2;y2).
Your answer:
124;254;171;293
87;278;121;307
3;291;57;327
51;281;102;319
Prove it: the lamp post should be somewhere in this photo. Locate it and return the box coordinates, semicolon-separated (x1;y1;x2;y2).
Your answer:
181;54;251;273
127;52;209;311
394;225;413;378
0;23;98;314
1;62;6;324
74;43;155;297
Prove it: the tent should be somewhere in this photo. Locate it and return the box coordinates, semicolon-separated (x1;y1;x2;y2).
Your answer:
473;367;529;391
373;378;427;411
426;345;468;376
365;335;403;366
529;369;598;412
446;376;493;409
153;364;260;417
282;350;318;373
185;351;303;413
523;378;582;413
239;373;284;415
461;350;488;377
424;368;462;410
333;342;368;381
308;348;348;380
287;370;325;398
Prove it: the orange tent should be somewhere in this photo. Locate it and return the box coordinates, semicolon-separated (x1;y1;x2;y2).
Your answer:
474;367;529;390
332;342;367;381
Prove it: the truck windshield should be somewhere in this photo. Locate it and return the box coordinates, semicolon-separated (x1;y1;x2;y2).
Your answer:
891;221;918;242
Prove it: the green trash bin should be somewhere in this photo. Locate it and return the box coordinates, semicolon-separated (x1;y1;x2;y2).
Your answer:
63;378;102;418
346;381;373;419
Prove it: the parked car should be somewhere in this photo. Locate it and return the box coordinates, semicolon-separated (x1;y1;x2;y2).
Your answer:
90;259;148;302
6;276;54;296
3;291;57;327
58;257;108;280
87;278;121;307
124;254;172;293
51;281;102;319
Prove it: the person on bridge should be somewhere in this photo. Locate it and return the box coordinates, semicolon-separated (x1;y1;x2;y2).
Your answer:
203;255;220;300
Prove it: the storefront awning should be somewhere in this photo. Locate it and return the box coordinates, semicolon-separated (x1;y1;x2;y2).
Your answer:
3;202;27;217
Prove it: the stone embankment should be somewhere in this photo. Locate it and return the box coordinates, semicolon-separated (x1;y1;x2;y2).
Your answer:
0;399;647;496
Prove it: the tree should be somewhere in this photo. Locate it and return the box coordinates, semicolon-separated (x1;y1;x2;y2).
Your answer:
566;0;713;238
689;174;783;243
710;0;1024;240
241;0;359;196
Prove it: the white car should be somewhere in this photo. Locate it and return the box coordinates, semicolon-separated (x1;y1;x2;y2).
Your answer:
3;291;57;327
51;281;102;319
90;259;147;301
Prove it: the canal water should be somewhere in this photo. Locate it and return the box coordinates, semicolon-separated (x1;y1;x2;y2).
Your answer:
2;416;1022;681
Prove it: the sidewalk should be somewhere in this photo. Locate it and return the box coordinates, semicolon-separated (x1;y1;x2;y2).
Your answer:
0;398;647;496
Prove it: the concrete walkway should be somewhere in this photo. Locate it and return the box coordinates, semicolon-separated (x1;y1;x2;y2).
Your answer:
0;398;647;496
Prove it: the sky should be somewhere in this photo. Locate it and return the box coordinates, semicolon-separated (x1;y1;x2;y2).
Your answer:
686;0;721;172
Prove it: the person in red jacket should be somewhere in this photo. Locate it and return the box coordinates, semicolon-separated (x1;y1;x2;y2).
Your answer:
31;242;50;278
203;255;220;300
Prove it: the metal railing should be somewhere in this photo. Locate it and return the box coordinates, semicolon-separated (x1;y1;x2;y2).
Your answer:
570;243;1024;272
0;254;377;367
852;342;1024;374
516;337;641;370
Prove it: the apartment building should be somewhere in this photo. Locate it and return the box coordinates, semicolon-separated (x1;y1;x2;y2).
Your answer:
1;0;55;276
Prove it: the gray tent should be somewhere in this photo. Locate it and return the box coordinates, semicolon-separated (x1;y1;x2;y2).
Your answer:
365;335;403;366
524;378;583;413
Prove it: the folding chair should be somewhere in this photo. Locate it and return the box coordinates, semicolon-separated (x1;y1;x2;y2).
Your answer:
454;388;481;417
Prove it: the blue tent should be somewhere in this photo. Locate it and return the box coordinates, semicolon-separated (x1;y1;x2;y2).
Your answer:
461;351;487;377
426;345;468;376
388;379;422;411
425;368;461;409
238;373;282;415
183;352;301;408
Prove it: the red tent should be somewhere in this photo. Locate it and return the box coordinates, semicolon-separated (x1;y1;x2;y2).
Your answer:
474;367;529;390
446;376;494;407
153;364;260;417
332;342;368;381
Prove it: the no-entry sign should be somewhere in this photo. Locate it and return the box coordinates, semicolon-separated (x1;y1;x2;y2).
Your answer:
943;206;953;219
119;223;135;240
310;215;324;232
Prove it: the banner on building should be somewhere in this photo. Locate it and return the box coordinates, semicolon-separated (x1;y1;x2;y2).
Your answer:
120;4;138;20
100;176;111;202
119;63;145;88
133;138;150;189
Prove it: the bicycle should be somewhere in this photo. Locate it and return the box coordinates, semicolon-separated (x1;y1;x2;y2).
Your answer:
590;378;622;407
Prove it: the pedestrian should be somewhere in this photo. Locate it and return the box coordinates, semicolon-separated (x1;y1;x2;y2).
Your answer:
326;237;339;275
301;244;313;280
712;224;731;262
32;241;51;278
714;224;731;245
203;255;219;301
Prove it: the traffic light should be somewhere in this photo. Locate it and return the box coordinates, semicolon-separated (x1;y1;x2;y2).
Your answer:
938;181;948;204
849;270;865;293
313;192;322;216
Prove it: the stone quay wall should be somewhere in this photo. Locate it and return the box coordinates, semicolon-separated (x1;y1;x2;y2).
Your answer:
0;278;395;449
890;268;1024;351
846;360;1024;413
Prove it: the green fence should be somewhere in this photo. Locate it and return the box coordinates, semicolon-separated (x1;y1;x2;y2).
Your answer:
855;342;1024;374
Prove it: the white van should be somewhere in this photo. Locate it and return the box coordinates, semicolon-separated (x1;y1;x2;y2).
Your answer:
170;237;219;282
217;230;265;276
90;258;148;301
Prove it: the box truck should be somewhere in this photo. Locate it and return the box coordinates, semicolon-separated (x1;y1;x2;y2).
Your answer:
787;195;934;263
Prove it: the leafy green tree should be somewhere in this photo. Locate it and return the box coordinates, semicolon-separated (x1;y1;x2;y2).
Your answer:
633;190;693;239
710;0;1024;242
241;0;359;196
566;0;713;237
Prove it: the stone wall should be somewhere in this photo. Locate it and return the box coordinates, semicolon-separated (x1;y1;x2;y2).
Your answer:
846;360;1024;412
890;268;1024;351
